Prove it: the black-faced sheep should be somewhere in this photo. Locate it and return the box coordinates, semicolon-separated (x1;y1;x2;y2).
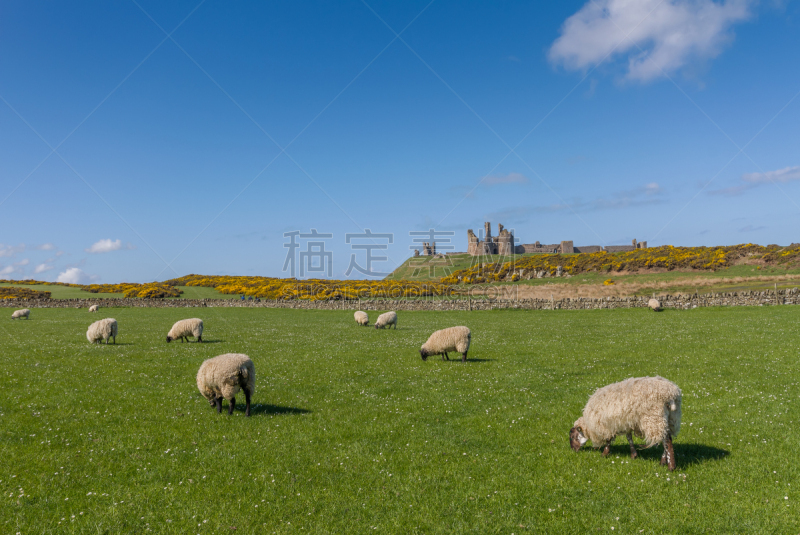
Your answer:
167;318;203;343
354;311;369;326
648;298;662;311
419;326;471;362
11;308;30;320
89;305;100;313
87;318;118;344
374;311;397;329
569;376;682;471
196;353;255;416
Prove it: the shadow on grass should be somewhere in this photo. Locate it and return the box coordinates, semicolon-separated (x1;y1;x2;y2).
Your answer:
247;404;311;416
198;339;225;344
603;442;729;468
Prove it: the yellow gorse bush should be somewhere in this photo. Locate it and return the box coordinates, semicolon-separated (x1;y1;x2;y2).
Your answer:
164;275;456;300
441;243;800;285
83;283;182;298
1;279;182;298
0;286;52;299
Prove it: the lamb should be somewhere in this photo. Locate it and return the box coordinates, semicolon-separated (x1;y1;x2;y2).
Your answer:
196;353;255;416
89;305;100;313
11;308;30;320
419;326;471;362
569;376;682;471
166;318;203;343
86;318;118;344
354;310;369;326
374;311;397;330
648;298;662;311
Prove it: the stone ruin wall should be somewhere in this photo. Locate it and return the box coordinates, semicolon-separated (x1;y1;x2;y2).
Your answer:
2;287;798;312
468;222;647;256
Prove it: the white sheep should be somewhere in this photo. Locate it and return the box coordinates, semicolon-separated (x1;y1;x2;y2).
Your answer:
11;308;30;320
166;318;203;343
196;353;255;416
570;376;682;471
354;311;369;326
374;311;397;330
89;305;100;313
419;326;471;362
648;298;662;311
86;318;118;344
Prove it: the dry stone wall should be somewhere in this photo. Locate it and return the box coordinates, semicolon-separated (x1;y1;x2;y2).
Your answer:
2;288;799;311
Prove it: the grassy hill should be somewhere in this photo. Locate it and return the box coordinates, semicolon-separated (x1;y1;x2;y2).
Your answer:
384;250;800;298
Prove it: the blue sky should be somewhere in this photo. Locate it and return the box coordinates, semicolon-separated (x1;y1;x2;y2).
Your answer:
1;0;799;283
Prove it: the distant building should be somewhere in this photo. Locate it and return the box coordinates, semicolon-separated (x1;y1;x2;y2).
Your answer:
467;222;646;256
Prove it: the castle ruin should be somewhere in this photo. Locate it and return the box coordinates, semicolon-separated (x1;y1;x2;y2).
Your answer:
467;222;646;256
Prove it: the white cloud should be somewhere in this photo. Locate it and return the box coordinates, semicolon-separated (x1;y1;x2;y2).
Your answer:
709;165;800;196
483;172;529;185
36;243;56;251
57;267;91;284
85;239;134;253
0;258;30;277
0;243;25;257
644;182;661;195
549;0;753;82
742;166;800;184
34;263;54;274
487;182;665;223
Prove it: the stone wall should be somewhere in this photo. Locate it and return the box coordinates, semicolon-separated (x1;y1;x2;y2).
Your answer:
3;288;798;312
573;246;602;254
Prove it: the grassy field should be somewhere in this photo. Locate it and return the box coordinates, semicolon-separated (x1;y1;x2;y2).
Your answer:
1;306;798;533
385;254;800;297
0;283;125;299
0;284;232;300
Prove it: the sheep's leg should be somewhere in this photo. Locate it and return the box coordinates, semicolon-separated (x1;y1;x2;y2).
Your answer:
626;433;637;459
602;444;611;457
215;396;222;413
197;335;202;343
228;397;236;415
663;433;676;471
112;335;116;344
462;350;467;363
244;388;251;417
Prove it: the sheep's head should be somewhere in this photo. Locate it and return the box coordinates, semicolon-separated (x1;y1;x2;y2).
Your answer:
419;348;429;361
166;336;173;343
374;324;380;329
569;425;588;452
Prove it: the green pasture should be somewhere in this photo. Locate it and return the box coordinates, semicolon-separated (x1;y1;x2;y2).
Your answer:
386;254;800;295
1;306;798;533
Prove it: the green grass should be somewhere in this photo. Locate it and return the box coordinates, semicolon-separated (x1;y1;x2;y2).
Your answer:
1;306;798;533
386;254;800;295
0;284;234;300
0;283;125;299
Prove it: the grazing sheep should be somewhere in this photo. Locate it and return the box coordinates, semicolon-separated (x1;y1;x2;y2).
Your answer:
648;298;662;311
354;310;369;326
166;318;203;343
196;353;255;416
420;326;471;362
89;305;100;313
569;376;682;471
374;311;397;330
11;308;30;320
86;318;118;344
